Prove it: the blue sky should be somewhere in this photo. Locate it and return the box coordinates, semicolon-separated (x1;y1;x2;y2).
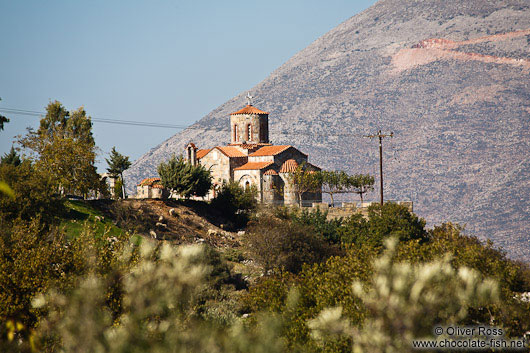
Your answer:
0;0;376;171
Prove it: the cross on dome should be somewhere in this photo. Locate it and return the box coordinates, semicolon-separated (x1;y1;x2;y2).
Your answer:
246;92;253;106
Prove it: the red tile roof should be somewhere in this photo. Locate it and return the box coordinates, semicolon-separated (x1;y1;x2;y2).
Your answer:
263;169;278;175
249;145;292;157
217;146;246;158
279;159;299;173
230;105;269;115
138;177;162;186
196;148;211;159
228;143;271;149
234;161;274;171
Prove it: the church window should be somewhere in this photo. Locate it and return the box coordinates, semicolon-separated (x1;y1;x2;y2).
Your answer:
247;124;252;141
245;181;250;190
234;124;238;142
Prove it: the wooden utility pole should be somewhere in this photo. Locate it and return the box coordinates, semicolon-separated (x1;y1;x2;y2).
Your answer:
364;130;393;206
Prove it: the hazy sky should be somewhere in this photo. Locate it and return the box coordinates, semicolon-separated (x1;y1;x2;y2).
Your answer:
1;0;376;171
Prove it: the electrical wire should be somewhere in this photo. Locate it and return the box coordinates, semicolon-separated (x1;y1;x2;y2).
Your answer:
0;107;380;139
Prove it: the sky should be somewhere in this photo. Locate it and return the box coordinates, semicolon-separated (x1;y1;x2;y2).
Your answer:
0;0;376;172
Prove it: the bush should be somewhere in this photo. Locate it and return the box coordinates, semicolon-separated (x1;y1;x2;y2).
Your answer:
210;181;258;227
0;218;131;351
0;161;64;224
33;242;286;353
244;215;340;274
338;202;427;246
290;208;343;244
309;238;500;353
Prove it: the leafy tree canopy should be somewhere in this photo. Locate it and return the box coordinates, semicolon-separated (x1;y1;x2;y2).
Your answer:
106;147;131;199
288;163;322;206
1;146;21;167
0;98;9;132
210;181;257;226
158;155;212;198
106;147;131;177
19;101;100;196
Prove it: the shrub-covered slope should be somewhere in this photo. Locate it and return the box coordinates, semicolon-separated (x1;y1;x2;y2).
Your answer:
124;0;530;260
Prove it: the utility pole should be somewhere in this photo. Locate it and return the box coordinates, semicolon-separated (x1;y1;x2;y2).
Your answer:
364;130;393;206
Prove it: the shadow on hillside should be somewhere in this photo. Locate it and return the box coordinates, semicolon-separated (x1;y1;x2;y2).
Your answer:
160;199;232;229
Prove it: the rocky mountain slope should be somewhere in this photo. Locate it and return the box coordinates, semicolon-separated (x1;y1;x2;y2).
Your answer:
124;0;530;260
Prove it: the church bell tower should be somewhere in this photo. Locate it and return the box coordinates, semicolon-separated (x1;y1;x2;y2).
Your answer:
230;93;269;144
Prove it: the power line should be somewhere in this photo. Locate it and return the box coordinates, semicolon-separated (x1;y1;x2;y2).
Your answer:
0;106;373;138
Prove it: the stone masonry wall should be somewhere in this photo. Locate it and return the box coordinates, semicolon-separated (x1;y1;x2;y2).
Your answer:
230;113;268;144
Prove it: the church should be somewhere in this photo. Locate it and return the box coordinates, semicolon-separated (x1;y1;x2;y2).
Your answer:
185;96;322;206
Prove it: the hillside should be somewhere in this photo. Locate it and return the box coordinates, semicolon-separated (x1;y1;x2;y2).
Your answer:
124;0;530;260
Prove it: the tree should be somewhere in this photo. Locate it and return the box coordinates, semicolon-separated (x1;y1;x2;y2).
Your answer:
1;146;21;167
0;97;9;132
0;116;8;132
288;163;322;207
19;101;100;197
244;215;337;273
346;173;375;203
0;160;64;223
106;147;132;199
321;170;348;206
339;202;427;245
210;181;257;226
158;155;212;198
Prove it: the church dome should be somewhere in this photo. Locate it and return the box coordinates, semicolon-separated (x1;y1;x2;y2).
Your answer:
230;105;269;115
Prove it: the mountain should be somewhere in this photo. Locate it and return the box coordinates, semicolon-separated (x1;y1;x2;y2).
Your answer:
124;0;530;260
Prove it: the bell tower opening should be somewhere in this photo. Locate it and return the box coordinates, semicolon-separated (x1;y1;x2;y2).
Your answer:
229;93;269;145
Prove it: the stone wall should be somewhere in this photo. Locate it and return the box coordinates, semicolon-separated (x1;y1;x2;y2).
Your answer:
230;113;269;144
311;201;414;219
199;148;231;184
233;169;263;200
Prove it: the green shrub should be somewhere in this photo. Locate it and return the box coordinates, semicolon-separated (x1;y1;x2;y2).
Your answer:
211;181;258;227
158;155;212;198
338;202;427;246
0;161;64;224
33;242;286;353
244;215;340;274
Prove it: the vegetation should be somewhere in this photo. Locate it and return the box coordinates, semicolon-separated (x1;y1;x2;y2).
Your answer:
158;154;212;198
321;170;375;205
288;163;322;206
1;146;21;167
210;181;258;227
0;101;528;352
105;147;131;199
244;213;339;274
0;160;64;224
0;98;9;131
19;101;101;196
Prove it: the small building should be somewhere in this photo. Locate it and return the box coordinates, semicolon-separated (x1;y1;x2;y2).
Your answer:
136;177;169;199
186;96;322;206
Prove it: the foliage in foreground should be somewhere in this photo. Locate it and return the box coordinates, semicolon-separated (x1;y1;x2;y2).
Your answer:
8;238;525;353
33;242;285;353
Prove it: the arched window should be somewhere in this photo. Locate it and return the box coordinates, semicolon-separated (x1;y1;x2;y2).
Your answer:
234;124;238;142
245;181;250;190
247;124;252;141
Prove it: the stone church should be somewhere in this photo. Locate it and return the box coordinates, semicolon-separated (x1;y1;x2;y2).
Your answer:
186;99;321;205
